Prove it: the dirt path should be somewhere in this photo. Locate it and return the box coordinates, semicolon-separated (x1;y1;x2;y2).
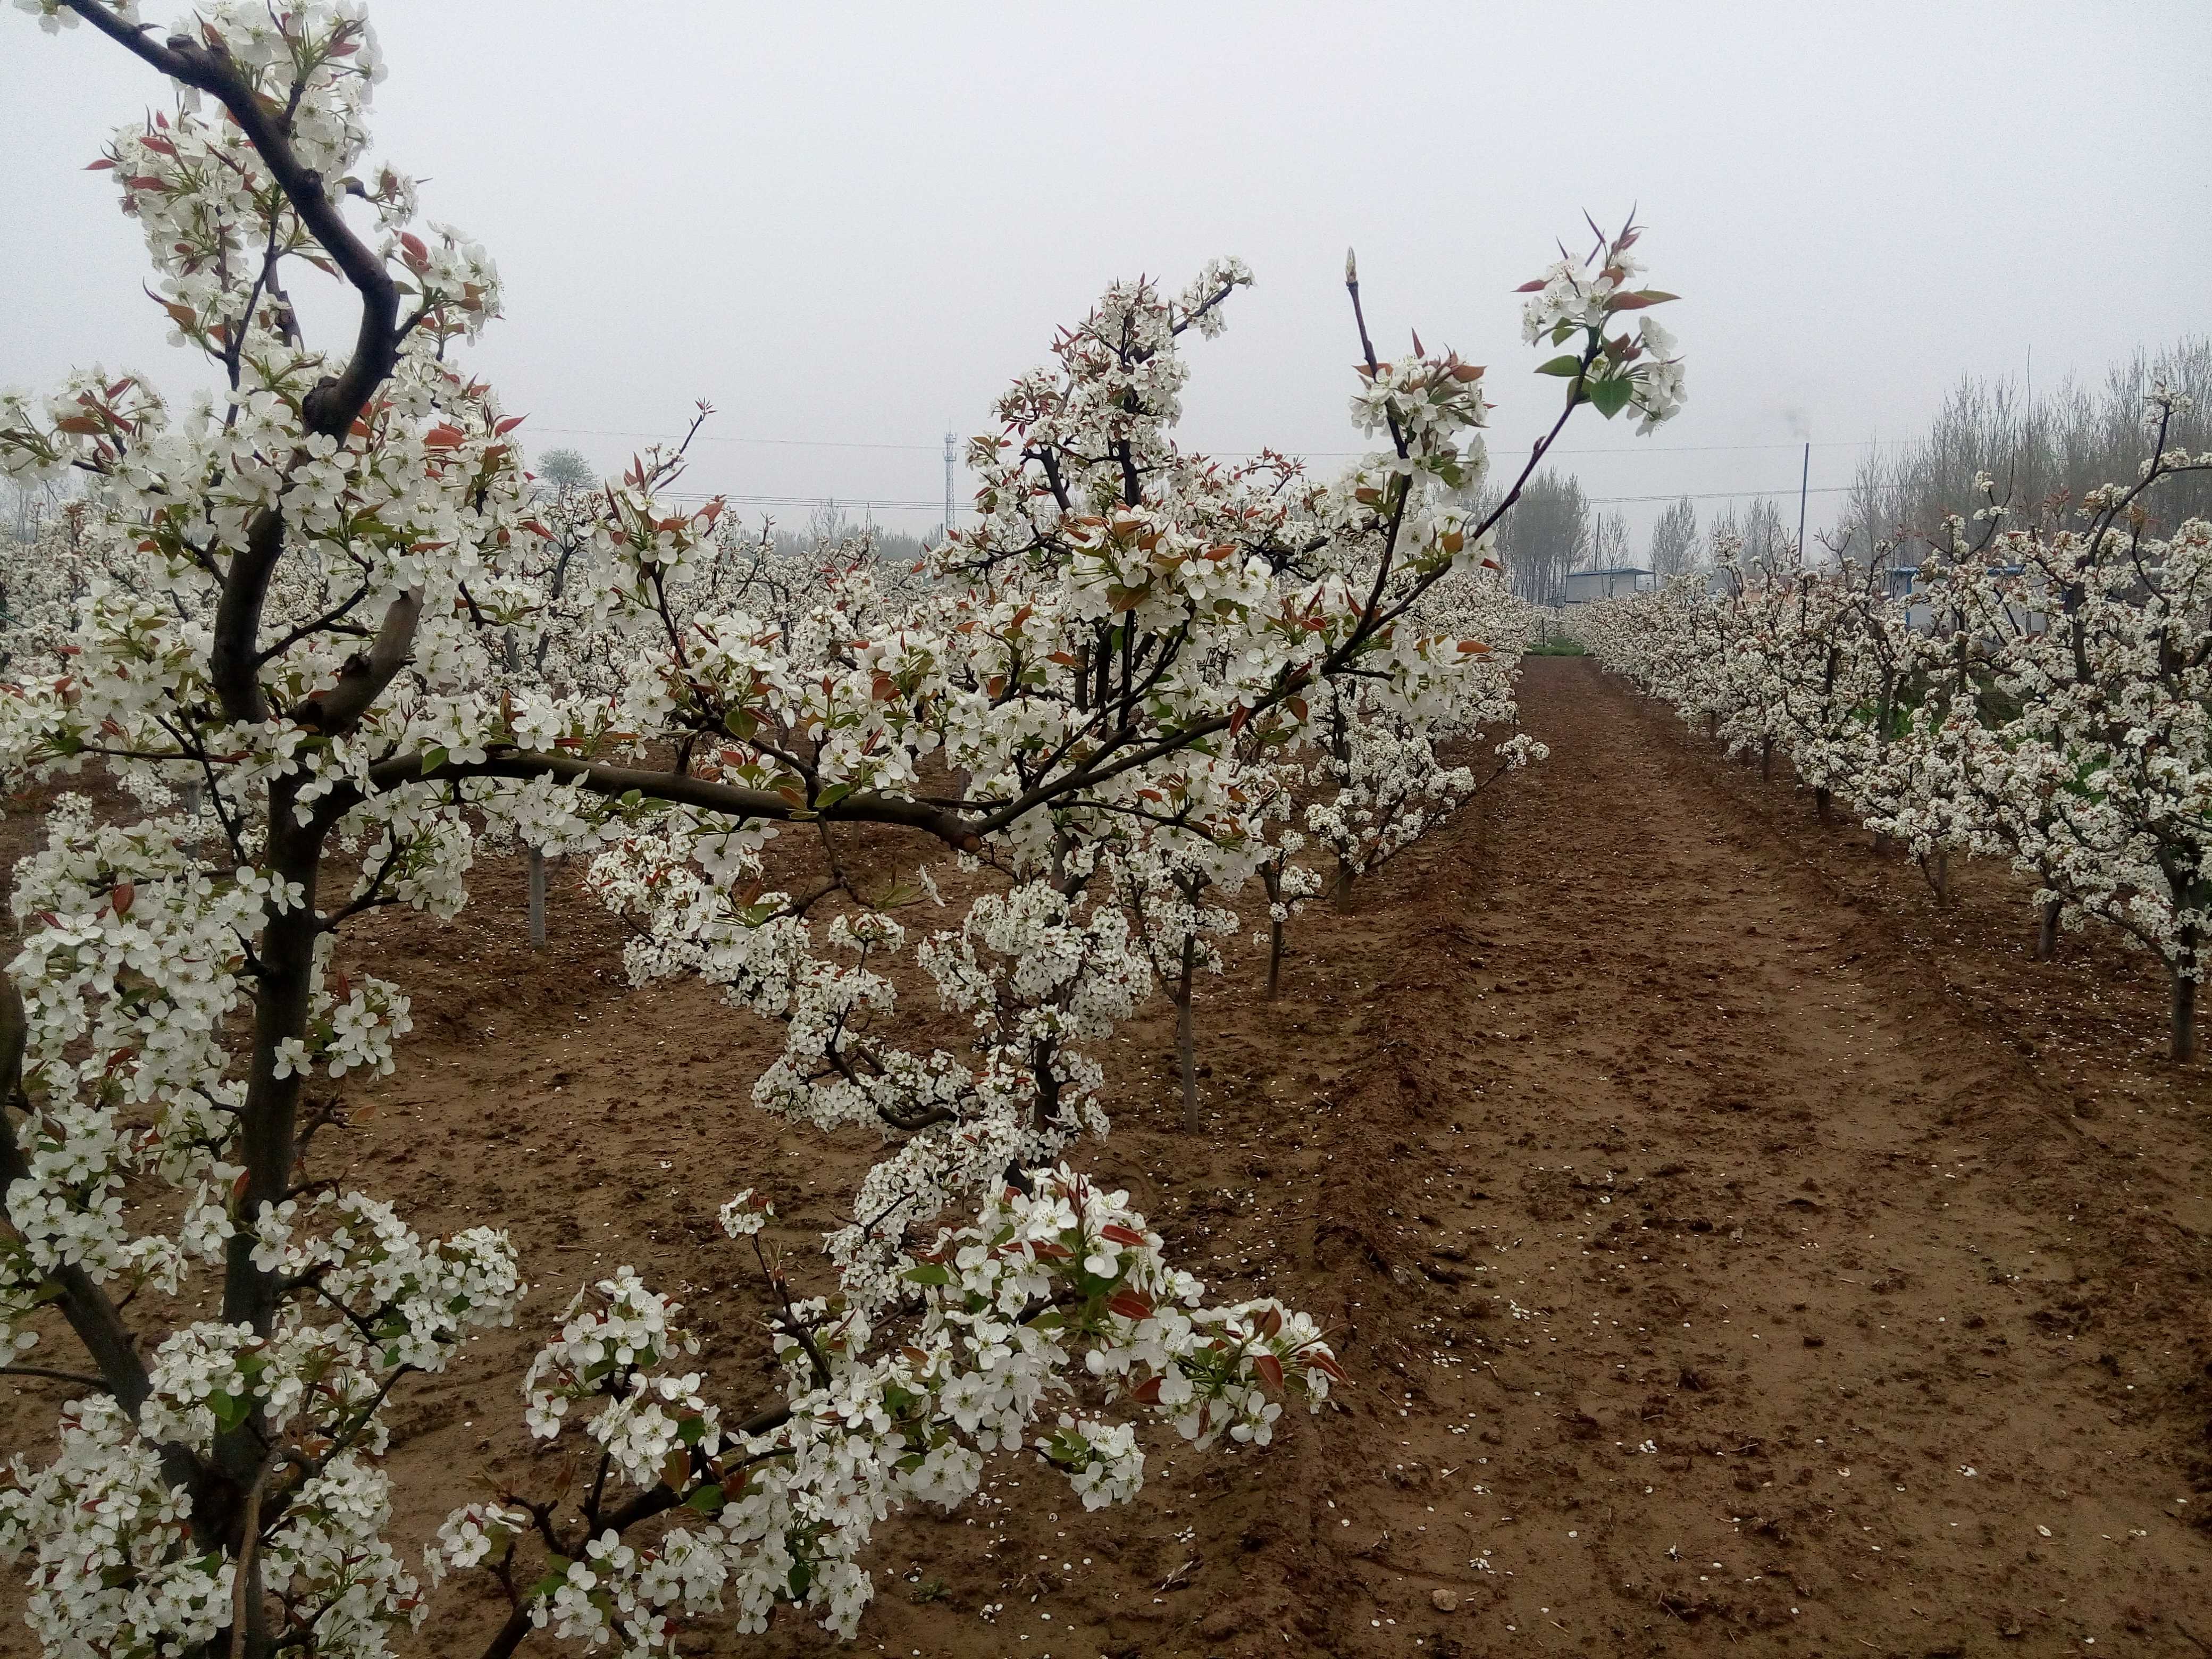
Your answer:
7;658;2211;1659
1286;657;2212;1657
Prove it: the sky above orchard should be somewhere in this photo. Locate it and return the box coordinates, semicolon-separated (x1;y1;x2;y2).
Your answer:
5;1;2209;549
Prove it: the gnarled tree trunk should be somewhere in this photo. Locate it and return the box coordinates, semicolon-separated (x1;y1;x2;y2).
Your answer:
1177;934;1200;1134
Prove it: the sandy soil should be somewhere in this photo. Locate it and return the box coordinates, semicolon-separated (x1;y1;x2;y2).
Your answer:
6;656;2212;1658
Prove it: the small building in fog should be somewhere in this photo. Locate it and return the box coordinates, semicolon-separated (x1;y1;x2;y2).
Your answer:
1562;566;1655;605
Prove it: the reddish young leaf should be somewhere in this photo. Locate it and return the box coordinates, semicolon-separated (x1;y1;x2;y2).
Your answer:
1107;1290;1154;1322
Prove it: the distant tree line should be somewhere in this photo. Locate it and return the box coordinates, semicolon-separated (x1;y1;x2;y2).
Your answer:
1472;470;1697;604
1831;337;2212;562
530;447;934;565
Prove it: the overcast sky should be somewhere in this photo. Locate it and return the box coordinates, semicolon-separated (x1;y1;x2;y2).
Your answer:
6;2;2209;550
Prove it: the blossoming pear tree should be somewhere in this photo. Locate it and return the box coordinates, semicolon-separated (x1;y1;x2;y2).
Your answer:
0;3;1686;1654
1581;399;2211;1060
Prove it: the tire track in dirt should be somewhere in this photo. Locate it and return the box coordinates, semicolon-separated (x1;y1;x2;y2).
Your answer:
1302;656;2212;1657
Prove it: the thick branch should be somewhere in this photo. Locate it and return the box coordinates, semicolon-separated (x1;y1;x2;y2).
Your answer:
359;752;986;850
298;588;422;734
0;978;157;1413
62;2;401;442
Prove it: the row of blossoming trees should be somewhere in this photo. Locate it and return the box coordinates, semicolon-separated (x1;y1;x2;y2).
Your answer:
1577;436;2212;1061
0;3;1683;1654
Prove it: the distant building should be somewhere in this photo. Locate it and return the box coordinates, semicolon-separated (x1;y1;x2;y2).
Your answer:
1562;566;1655;605
1886;563;2048;635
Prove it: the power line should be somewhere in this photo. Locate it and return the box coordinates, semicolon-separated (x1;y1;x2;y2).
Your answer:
658;490;945;512
1587;485;1854;507
652;483;1862;515
534;425;940;453
533;423;1912;460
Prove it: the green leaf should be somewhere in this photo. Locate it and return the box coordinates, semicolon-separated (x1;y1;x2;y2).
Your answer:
1533;355;1583;378
677;1413;708;1447
419;747;449;775
902;1262;951;1287
207;1389;250;1432
788;1559;813;1600
684;1482;725;1514
1589;375;1635;419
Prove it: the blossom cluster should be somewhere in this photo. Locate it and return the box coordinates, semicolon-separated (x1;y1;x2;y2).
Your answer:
430;1169;1342;1646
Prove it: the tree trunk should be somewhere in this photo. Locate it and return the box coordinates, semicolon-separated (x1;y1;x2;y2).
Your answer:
1261;865;1285;1001
2036;896;2062;961
1814;786;1832;825
1760;737;1773;782
527;848;547;950
1177;935;1200;1134
2171;966;2198;1063
1931;848;1949;906
1872;831;1890;857
1333;857;1356;911
216;775;330;1658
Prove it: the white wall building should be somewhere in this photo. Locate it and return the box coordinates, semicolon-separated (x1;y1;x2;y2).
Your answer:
1562;566;1655;605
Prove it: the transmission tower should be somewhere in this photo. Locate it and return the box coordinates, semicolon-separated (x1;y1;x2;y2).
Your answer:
943;429;957;546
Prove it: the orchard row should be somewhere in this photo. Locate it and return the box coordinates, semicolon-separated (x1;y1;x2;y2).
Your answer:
1578;447;2212;1060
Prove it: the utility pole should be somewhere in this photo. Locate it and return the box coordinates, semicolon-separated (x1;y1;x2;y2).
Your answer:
943;429;957;547
1796;441;1810;567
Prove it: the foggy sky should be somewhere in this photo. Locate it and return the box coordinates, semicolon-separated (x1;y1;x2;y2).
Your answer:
5;2;2209;549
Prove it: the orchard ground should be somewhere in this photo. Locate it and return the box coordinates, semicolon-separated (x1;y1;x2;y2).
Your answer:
7;655;2212;1657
